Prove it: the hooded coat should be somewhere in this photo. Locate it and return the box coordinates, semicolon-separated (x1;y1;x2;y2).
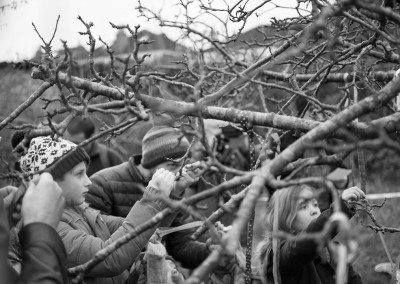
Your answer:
58;187;165;284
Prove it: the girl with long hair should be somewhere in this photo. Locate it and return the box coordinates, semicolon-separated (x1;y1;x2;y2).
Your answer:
257;184;364;284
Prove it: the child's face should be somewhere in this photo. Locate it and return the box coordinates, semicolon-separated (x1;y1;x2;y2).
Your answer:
292;188;321;233
152;160;184;175
56;162;92;205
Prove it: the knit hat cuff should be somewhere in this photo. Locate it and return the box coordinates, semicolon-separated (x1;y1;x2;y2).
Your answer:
141;147;187;169
48;147;90;179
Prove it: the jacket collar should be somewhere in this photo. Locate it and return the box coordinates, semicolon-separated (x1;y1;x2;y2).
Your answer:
62;203;98;224
62;204;111;239
127;156;147;184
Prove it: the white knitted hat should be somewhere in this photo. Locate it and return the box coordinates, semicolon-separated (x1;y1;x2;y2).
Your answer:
19;136;90;179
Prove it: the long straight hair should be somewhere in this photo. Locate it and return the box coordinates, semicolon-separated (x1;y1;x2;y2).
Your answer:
257;184;313;283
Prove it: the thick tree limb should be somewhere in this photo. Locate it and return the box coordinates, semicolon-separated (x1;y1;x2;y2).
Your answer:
47;72;400;139
260;70;396;83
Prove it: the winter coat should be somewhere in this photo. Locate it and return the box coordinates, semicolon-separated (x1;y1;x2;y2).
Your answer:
261;199;363;284
86;142;125;177
86;157;210;269
0;198;67;284
87;157;145;217
58;188;165;284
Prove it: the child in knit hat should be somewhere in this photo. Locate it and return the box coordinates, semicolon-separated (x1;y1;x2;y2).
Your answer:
86;125;210;271
139;125;205;199
17;135;176;284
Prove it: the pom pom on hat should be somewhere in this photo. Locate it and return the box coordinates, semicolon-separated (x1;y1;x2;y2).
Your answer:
19;136;90;179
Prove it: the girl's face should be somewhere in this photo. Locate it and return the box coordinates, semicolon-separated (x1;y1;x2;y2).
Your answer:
291;188;321;233
56;161;92;206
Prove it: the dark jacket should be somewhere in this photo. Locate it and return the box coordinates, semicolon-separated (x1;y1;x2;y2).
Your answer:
86;157;210;269
263;199;363;284
0;197;67;284
87;158;146;217
86;142;125;177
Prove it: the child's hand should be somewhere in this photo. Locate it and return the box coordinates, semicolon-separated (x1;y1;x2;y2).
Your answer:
148;168;175;196
173;161;205;196
341;186;365;202
206;222;237;270
207;222;234;253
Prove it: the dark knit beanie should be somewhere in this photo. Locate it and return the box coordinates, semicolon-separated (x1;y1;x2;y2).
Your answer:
19;136;90;180
141;126;189;169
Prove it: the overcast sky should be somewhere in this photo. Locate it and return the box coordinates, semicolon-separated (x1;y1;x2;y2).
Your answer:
0;0;305;62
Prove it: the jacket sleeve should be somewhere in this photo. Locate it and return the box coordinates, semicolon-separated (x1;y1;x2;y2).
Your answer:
18;223;67;284
101;214;124;234
58;192;165;278
86;174;113;215
278;199;355;273
0;196;14;284
165;212;210;269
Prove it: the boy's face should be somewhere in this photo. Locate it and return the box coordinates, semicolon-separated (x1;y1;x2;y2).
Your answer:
56;161;92;205
151;160;184;176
